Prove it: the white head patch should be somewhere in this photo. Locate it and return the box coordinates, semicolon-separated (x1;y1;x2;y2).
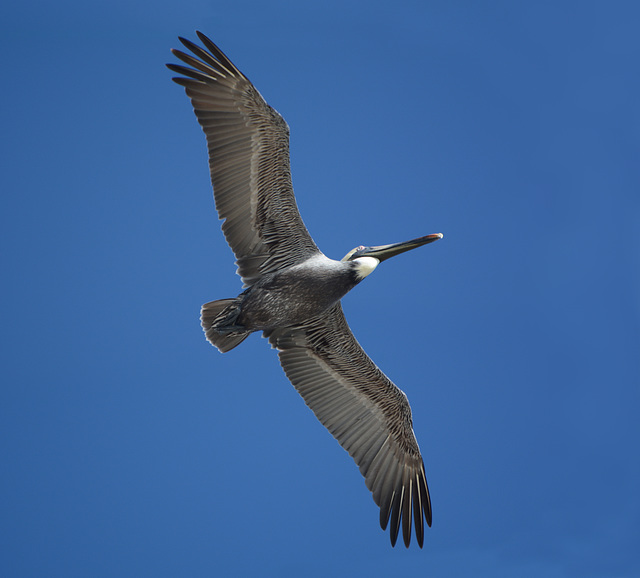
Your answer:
353;256;380;279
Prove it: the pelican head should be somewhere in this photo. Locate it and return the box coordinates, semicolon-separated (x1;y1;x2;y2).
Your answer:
341;233;443;263
341;233;443;279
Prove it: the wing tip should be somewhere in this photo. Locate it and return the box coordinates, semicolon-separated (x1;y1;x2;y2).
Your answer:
379;462;431;548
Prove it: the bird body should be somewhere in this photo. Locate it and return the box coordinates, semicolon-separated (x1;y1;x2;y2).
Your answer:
168;32;443;548
206;253;374;333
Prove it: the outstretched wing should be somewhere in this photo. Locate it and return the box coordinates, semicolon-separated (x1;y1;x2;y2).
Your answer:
267;303;432;547
168;32;320;286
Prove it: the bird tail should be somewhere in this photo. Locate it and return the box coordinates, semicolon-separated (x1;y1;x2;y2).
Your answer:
200;298;250;353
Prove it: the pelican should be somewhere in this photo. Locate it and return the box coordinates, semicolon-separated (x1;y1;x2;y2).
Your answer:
167;32;443;548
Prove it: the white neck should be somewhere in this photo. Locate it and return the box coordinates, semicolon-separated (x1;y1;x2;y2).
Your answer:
353;256;379;279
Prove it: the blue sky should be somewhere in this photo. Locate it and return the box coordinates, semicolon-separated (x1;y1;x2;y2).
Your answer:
1;1;639;576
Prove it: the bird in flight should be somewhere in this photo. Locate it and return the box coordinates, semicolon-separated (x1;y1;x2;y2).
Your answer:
167;32;443;547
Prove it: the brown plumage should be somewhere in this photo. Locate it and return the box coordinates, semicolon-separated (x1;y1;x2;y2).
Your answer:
168;31;441;547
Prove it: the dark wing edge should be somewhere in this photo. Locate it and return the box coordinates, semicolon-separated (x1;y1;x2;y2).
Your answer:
167;32;320;286
266;303;432;547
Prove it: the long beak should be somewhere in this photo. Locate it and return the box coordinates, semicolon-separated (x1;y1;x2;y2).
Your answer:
351;233;443;262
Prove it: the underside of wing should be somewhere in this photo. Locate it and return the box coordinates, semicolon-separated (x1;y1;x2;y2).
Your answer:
266;303;432;547
168;32;320;286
